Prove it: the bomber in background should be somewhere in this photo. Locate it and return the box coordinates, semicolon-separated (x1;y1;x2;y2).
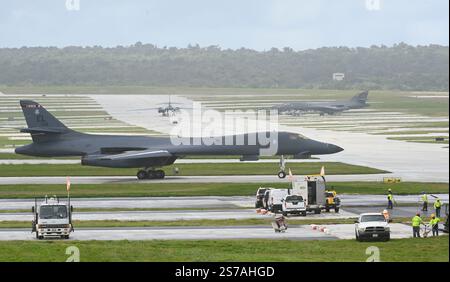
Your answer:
273;91;369;116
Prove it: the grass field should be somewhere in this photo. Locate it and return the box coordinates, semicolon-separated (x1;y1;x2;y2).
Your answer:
0;182;447;199
374;130;449;135
0;162;388;177
0;136;29;148
0;153;80;160
0;237;447;262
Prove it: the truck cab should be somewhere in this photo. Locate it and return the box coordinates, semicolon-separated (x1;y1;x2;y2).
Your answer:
32;196;73;239
324;190;341;213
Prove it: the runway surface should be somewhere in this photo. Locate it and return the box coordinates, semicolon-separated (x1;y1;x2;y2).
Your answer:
0;225;335;241
0;194;447;211
0;209;358;222
0;223;430;241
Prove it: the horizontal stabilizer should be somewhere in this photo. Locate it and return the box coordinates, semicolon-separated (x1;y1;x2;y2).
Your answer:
20;127;66;134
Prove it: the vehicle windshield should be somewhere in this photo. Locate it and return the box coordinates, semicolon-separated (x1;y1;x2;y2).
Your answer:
258;189;267;195
285;196;303;202
39;205;68;219
360;215;386;222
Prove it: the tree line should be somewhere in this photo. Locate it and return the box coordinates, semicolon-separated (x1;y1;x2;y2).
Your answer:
0;42;448;91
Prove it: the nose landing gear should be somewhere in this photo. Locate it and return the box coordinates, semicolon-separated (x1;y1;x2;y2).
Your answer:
137;168;166;180
277;171;287;179
278;155;287;179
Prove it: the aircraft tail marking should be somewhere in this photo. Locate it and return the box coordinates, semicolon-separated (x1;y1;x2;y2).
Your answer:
19;100;70;142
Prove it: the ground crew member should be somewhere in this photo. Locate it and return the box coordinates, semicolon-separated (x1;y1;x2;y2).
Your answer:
387;190;394;209
421;193;428;212
430;214;440;237
326;191;336;205
412;213;423;238
434;199;442;218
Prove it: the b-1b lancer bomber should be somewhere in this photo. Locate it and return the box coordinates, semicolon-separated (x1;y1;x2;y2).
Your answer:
15;100;344;180
274;91;369;116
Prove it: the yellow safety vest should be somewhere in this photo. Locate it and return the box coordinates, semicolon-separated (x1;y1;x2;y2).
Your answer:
422;195;428;202
434;201;442;208
412;216;423;227
388;194;393;201
430;218;440;227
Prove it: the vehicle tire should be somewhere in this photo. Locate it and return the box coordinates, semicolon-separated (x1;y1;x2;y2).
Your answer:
302;212;307;217
38;235;43;240
146;170;156;179
137;170;148;180
355;231;360;242
35;232;39;239
155;170;165;179
314;209;321;214
283;212;287;216
325;208;330;213
277;171;286;179
335;207;340;213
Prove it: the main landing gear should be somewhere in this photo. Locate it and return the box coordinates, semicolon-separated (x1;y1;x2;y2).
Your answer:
137;168;165;180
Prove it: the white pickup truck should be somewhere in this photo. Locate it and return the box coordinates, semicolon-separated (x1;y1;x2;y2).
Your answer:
355;213;390;242
282;195;307;216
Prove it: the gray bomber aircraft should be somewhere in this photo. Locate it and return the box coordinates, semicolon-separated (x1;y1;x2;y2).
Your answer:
274;91;369;116
15;100;343;180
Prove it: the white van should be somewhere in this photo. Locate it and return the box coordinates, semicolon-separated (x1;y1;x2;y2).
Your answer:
267;189;290;213
282;194;306;216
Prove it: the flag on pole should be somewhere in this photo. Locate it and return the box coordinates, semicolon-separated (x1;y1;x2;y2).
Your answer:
320;166;325;176
66;176;71;192
288;168;293;181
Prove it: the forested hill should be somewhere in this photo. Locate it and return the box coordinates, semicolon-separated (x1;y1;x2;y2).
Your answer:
0;43;448;91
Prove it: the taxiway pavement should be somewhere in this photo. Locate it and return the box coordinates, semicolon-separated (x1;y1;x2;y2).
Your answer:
0;223;432;241
0;194;447;211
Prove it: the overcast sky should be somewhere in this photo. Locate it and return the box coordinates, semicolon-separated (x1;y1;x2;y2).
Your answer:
1;0;448;50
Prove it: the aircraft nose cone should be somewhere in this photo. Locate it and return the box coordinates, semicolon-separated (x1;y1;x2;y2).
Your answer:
327;143;344;153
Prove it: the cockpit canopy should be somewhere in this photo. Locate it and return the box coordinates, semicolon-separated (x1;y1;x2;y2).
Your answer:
289;133;308;140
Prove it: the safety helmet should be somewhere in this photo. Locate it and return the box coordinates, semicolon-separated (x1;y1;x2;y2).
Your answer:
431;214;435;218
